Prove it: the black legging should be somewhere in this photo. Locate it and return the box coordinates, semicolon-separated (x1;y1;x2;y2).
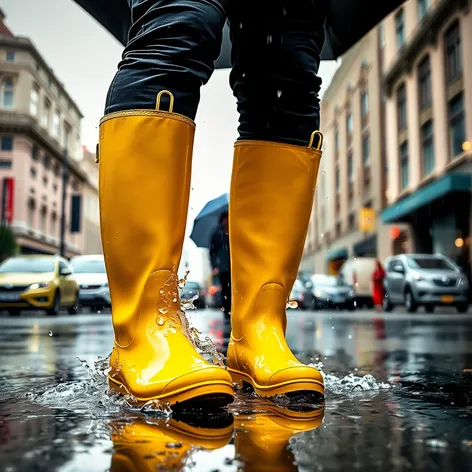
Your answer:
105;0;327;146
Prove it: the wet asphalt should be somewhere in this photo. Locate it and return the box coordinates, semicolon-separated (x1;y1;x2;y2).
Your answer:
1;307;472;472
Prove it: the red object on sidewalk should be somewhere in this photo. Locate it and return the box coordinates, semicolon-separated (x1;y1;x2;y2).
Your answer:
372;261;385;307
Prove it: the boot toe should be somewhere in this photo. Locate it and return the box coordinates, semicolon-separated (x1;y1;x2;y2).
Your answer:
268;365;324;388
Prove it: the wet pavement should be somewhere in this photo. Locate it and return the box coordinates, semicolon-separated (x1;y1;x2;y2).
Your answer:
1;307;472;471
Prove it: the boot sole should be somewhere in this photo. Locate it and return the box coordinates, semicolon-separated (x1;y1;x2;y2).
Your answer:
228;368;324;401
108;376;234;408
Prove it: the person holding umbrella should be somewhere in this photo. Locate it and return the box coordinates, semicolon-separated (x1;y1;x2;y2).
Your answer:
209;211;231;318
93;0;405;407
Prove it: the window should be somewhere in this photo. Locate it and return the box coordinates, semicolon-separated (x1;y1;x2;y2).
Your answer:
53;183;58;193
30;85;39;116
0;160;12;168
43;154;50;169
335;166;340;193
42;99;51;129
347;151;354;183
2;78;14;109
395;9;405;50
421;120;435;176
54;163;60;177
448;93;466;157
348;213;355;230
418;56;432;110
40;206;47;234
445;22;462;83
335;130;339;153
418;0;430;20
346;113;353;135
362;135;370;167
5;51;15;63
1;136;13;151
397;83;407;130
43;175;48;186
53;110;60;138
27;199;35;228
361;90;369;118
379;22;385;49
30;167;37;178
51;212;57;237
400;141;409;190
32;145;39;160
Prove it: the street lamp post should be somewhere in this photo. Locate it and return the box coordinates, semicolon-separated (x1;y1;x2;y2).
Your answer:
59;147;68;257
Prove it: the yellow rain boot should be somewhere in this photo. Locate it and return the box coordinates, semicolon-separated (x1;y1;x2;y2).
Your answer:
227;133;324;399
99;91;233;407
109;414;234;472
234;405;325;471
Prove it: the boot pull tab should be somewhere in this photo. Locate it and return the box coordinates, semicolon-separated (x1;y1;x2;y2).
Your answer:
95;143;99;164
308;130;323;151
155;90;174;113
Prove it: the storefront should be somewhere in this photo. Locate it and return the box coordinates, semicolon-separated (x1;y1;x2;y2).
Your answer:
326;247;348;275
353;234;377;258
382;173;471;281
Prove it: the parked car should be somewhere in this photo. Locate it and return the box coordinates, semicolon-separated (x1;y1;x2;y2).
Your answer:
338;257;377;308
180;281;205;308
70;255;110;311
306;274;356;310
383;254;469;313
0;255;79;316
289;279;308;309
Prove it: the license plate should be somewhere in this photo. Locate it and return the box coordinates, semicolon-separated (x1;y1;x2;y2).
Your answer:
0;293;19;301
441;295;454;303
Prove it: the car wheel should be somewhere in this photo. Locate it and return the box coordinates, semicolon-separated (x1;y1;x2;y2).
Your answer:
68;293;80;315
8;309;21;316
404;288;417;313
47;291;61;316
382;293;394;312
425;305;435;314
456;303;469;314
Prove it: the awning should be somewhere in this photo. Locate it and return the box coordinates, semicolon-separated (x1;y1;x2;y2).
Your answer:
325;247;348;261
353;235;377;256
382;173;472;224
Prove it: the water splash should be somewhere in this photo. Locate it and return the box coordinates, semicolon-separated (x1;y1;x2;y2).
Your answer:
309;362;392;393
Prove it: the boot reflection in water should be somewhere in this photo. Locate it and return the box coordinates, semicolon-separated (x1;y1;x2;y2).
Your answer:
100;0;327;406
234;405;325;471
109;413;234;472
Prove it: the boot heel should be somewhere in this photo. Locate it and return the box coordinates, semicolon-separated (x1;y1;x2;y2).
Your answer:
229;370;254;392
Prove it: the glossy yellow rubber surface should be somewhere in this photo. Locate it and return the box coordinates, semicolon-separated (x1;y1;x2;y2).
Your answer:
228;139;324;398
109;417;234;472
99;108;233;406
234;404;325;472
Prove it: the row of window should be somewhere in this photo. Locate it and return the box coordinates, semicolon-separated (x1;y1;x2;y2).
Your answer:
27;199;58;235
395;0;431;51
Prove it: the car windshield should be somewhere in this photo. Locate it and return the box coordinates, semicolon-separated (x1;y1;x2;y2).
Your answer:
0;257;55;274
185;282;200;290
407;257;456;270
312;275;345;287
71;259;106;274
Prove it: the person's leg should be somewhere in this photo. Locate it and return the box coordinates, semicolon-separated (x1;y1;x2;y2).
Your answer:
227;0;327;399
100;0;233;407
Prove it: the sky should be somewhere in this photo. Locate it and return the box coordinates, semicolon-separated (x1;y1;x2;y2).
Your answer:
2;0;339;281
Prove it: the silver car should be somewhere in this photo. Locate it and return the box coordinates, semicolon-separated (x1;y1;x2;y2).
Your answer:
70;255;110;311
383;254;469;313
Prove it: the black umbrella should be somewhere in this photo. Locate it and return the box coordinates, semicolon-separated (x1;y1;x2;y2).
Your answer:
74;0;405;63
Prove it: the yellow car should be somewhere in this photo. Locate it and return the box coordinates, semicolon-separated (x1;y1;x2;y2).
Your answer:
0;255;79;316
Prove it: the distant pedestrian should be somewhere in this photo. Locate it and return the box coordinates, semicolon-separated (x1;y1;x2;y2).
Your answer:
210;211;231;318
372;259;386;309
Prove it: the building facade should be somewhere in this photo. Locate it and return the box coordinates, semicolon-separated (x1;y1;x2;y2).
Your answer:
302;29;394;275
381;0;472;279
302;0;472;280
0;11;100;257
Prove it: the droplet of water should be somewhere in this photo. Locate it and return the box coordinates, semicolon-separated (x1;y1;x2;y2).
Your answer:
267;35;272;44
348;334;352;339
287;300;298;309
283;6;287;15
239;22;243;29
160;289;164;294
156;316;165;326
277;89;282;98
166;442;183;449
158;307;168;315
48;330;53;337
173;298;177;302
320;233;324;238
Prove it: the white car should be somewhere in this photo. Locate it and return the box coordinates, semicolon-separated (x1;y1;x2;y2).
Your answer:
70;255;110;311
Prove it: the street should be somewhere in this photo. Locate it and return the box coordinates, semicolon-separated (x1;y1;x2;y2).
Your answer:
1;307;472;471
